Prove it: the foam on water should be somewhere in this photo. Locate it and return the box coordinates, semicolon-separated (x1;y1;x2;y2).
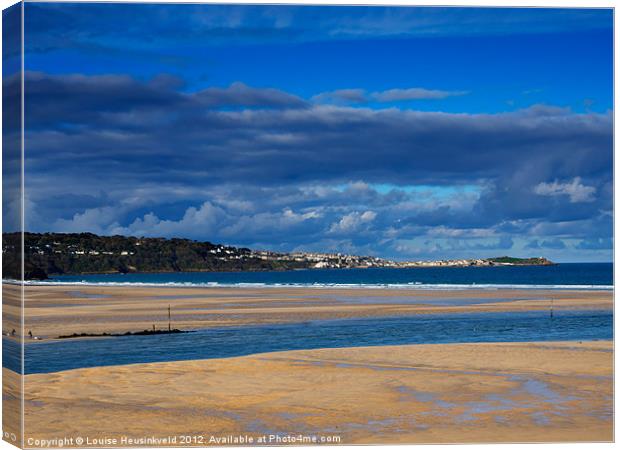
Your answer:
13;280;614;290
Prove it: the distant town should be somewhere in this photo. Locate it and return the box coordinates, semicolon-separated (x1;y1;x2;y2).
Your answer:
2;232;554;280
250;251;552;269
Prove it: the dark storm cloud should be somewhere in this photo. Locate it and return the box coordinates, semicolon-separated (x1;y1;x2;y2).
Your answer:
16;71;305;124
18;72;186;129
18;71;611;184
371;88;468;102
311;89;368;104
19;72;613;260
196;82;308;109
311;87;469;105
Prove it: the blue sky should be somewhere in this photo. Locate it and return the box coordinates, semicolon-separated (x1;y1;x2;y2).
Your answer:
3;4;613;261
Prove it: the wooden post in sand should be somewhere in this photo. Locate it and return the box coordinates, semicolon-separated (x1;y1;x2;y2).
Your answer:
550;298;554;319
168;304;171;331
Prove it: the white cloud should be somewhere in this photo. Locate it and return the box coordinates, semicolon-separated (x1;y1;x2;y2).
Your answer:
218;207;323;239
113;202;226;237
360;211;377;222
329;210;377;233
53;207;122;235
533;177;596;203
282;208;322;222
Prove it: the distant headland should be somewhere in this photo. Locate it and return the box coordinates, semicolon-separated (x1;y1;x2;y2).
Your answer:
2;232;555;280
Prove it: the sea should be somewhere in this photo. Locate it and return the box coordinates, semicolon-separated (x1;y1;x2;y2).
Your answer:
5;310;613;374
5;263;613;374
43;262;613;290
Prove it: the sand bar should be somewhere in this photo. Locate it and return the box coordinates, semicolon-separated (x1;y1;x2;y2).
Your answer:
5;340;612;445
3;284;613;338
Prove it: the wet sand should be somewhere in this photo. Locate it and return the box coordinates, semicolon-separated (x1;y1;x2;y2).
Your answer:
5;284;613;339
7;340;613;445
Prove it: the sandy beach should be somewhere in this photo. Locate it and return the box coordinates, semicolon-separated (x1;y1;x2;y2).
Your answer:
4;340;612;446
2;284;613;445
4;284;613;339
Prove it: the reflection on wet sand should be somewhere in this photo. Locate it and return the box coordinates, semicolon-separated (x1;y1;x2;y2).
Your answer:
8;340;612;445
